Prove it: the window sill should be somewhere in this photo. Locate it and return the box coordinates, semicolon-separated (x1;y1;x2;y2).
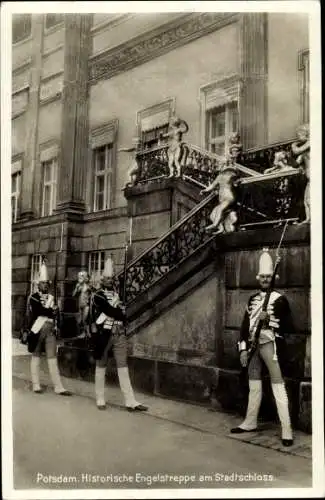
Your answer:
44;22;65;36
39;92;62;106
84;206;127;222
13;35;32;48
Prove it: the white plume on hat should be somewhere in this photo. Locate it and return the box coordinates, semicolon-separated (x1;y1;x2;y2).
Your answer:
38;261;49;282
102;256;114;278
257;247;273;276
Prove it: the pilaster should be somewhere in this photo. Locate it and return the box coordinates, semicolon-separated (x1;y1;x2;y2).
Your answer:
239;13;268;149
19;15;44;221
56;14;92;214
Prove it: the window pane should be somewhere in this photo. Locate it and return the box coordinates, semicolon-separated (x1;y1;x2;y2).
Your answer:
95;147;106;171
51;184;57;213
12;14;31;44
96;175;105;193
12;175;17;193
43;162;52;182
100;252;105;271
45;14;64;29
43;186;51;216
211;108;225;138
230;103;239;133
96;193;104;211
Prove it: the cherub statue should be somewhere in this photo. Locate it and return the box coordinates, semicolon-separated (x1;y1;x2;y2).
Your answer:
72;270;92;338
119;138;141;187
264;150;295;174
161;116;189;178
227;132;243;165
200;162;240;234
291;123;310;224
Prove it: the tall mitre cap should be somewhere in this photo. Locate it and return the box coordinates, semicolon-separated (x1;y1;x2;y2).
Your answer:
102;256;114;278
38;261;49;282
257;247;273;276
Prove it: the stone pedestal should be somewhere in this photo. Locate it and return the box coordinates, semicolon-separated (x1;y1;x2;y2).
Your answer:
124;178;200;259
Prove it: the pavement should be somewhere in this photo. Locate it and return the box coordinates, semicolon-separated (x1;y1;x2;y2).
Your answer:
12;378;313;491
11;338;312;461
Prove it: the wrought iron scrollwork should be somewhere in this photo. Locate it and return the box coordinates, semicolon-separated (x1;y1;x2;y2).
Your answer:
117;195;217;304
241;140;298;174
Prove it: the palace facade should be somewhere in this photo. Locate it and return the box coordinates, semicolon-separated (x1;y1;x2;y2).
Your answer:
11;13;311;430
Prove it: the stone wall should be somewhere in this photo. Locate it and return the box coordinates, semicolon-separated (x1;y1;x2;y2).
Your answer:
57;222;311;432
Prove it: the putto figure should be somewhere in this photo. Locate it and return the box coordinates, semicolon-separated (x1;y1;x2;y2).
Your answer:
163;116;189;178
72;270;92;338
200;163;239;234
90;256;148;413
264;150;295;175
227;132;243;165
25;261;72;396
291;123;310;224
231;248;294;446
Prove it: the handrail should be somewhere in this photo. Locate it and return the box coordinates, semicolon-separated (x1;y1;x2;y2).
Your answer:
244;137;295;155
124;191;216;269
240;168;300;185
121;169;301;272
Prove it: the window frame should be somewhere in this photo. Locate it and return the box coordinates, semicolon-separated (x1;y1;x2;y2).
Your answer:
88;251;106;286
200;75;240;156
137;98;175;151
206;101;239;156
44;14;64;31
11;156;23;223
41;156;58;217
89;119;118;213
12;14;32;45
11;171;21;223
93;143;113;212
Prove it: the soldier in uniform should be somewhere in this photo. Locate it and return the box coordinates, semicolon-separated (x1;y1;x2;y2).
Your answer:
91;257;148;413
27;261;72;396
231;248;294;446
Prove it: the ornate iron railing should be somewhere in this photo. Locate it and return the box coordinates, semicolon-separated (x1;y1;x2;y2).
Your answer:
135;143;259;186
240;138;297;174
237;170;305;227
117;192;217;303
117;169;305;305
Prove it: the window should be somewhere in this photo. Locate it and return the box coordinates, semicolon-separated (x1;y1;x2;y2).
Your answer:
41;158;57;217
90;120;118;213
88;251;106;286
200;75;240;155
298;49;309;123
12;14;32;44
137;99;175;150
45;14;64;29
31;254;46;293
206;102;238;156
141;124;169;150
93;144;113;212
11;171;21;223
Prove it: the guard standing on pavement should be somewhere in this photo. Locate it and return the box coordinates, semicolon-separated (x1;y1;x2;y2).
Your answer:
91;256;148;413
26;261;72;396
231;248;294;446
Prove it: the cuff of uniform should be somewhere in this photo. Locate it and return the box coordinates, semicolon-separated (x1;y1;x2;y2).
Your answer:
238;341;247;352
